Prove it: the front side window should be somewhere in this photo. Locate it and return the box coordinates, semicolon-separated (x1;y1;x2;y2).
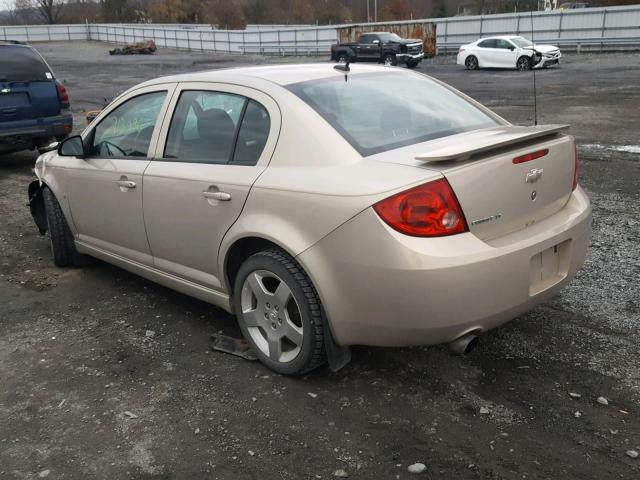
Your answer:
376;33;402;43
359;34;374;44
164;90;270;165
510;37;533;48
288;72;498;156
88;91;167;158
495;39;514;49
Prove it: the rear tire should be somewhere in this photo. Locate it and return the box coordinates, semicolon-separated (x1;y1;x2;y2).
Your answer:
43;187;87;267
465;55;479;70
517;56;532;71
233;248;326;375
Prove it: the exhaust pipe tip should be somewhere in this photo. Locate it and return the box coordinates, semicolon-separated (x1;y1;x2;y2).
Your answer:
448;333;479;355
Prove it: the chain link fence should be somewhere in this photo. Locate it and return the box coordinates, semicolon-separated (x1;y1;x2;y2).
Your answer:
1;4;639;55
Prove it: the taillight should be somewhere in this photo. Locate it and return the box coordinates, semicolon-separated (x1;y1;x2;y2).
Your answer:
56;81;69;108
572;143;579;191
373;178;468;237
513;148;549;164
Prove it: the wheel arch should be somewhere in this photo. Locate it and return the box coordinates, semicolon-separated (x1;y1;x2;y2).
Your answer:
222;235;299;296
222;234;351;371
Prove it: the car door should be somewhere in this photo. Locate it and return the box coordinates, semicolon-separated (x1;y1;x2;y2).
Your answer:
64;84;176;265
476;39;498;67
357;34;379;60
494;39;518;68
142;83;280;290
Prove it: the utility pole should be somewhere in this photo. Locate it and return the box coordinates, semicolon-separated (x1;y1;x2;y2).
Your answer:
367;0;370;22
374;0;377;22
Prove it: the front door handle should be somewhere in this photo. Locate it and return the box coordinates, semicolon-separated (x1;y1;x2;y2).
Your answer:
117;179;136;189
202;190;231;201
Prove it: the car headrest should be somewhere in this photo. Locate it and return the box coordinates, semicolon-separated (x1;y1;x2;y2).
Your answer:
197;108;235;139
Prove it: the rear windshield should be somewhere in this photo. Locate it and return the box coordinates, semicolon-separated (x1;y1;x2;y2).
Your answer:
288;72;498;156
0;46;52;82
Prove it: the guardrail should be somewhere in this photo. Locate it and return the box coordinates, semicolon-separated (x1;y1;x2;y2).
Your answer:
1;4;639;56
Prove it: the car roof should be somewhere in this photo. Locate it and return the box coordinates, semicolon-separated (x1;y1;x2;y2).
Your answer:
477;35;524;41
136;63;407;90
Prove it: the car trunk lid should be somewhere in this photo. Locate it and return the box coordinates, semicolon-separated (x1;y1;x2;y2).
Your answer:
371;125;576;241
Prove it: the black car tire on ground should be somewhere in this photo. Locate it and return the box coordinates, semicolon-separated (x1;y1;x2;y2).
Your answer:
465;55;479;70
337;53;348;63
234;248;327;375
407;60;419;69
517;56;532;71
383;53;397;66
43;187;87;267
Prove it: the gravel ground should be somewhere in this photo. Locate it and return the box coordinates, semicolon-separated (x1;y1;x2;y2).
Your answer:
0;42;639;480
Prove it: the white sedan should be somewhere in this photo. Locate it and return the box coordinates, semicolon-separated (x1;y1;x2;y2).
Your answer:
457;36;561;71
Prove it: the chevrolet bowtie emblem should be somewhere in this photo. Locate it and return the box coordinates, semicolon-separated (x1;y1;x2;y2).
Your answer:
525;167;544;183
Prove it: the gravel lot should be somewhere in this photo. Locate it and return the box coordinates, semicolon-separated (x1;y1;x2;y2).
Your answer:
1;42;639;480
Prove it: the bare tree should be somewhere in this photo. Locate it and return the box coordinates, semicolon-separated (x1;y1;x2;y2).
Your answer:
18;0;65;24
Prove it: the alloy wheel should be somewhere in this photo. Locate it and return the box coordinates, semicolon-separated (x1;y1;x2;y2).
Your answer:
465;56;478;70
240;270;304;363
517;57;531;71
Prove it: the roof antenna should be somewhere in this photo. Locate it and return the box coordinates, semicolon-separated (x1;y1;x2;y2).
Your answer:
530;6;538;126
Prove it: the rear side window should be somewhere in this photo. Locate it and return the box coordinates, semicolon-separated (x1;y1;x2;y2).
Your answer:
478;39;497;48
232;100;270;165
288;72;498;156
164;90;270;165
0;46;51;82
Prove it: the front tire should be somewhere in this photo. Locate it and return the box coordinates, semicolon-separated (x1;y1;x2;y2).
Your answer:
465;55;479;70
233;248;326;375
336;53;348;63
517;56;532;71
383;53;397;66
43;187;86;267
406;60;419;69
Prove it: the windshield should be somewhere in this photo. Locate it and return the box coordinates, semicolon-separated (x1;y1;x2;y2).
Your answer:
0;46;52;82
288;72;498;156
510;37;533;48
377;33;402;43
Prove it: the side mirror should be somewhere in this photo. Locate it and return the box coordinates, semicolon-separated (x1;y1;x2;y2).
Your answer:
509;46;515;51
58;135;85;158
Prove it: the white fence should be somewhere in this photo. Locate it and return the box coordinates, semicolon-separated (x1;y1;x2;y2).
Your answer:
1;4;640;55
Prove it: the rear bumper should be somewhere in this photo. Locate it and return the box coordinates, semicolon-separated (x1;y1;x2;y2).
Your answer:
0;114;73;151
298;187;591;347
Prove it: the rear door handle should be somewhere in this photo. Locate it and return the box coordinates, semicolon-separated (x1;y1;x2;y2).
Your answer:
202;190;231;201
117;180;136;189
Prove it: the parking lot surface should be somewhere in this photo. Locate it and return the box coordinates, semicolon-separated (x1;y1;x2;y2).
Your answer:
1;42;639;479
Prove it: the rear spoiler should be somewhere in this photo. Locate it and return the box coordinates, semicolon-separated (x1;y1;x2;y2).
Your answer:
415;124;569;162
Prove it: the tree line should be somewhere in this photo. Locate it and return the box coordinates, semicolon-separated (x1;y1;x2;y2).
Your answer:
4;0;637;26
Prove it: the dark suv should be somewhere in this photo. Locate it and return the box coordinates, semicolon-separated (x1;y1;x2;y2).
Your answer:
0;41;72;155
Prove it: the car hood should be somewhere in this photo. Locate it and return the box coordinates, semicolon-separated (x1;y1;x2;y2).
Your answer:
525;44;560;53
389;39;423;46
